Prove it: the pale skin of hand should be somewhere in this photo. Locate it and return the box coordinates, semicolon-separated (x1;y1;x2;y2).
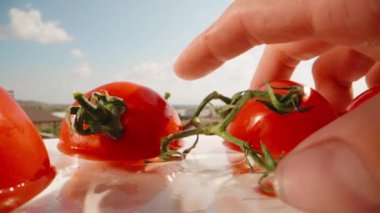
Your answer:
174;0;380;211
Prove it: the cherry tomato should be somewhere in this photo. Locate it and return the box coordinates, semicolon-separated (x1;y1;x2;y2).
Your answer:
0;87;56;211
224;80;337;159
346;85;380;112
58;81;182;161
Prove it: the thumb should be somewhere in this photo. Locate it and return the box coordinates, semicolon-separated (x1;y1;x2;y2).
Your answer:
274;95;380;212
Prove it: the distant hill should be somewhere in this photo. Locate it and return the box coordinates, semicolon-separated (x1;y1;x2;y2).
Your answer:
17;100;69;112
16;101;200;113
15;101;214;115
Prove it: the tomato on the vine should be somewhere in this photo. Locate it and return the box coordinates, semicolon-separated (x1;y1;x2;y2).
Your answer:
346;85;380;112
58;81;182;161
0;87;56;211
224;80;337;159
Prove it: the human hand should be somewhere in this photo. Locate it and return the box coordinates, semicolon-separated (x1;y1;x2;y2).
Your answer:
174;0;380;113
174;0;380;211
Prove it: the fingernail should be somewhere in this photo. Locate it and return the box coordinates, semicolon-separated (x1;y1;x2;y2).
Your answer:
274;140;379;212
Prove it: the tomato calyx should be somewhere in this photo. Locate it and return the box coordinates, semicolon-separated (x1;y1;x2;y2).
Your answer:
160;83;308;193
259;84;311;114
66;90;127;139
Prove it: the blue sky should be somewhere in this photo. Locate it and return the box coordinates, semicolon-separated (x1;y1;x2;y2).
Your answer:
0;1;366;105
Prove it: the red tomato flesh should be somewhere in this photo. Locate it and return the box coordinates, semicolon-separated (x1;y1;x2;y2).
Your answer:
58;81;182;161
0;87;56;211
224;80;337;159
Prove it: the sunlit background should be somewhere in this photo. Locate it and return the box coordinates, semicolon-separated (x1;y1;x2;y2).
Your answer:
0;0;367;105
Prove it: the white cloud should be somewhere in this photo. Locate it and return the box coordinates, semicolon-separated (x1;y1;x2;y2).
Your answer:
72;62;92;78
71;48;85;58
114;48;264;105
4;45;369;105
112;45;333;105
0;8;72;43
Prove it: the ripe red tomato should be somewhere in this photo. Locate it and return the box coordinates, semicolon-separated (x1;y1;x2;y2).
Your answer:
224;80;337;159
346;85;380;112
58;81;182;161
0;87;56;211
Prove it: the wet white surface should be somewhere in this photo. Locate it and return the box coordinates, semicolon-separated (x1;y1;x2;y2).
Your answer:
15;136;300;213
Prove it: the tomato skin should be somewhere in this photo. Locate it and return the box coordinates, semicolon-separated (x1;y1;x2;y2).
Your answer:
0;87;56;211
224;80;337;158
346;85;380;112
58;81;182;161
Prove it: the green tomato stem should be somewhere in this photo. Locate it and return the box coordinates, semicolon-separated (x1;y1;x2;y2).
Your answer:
67;91;126;139
73;92;98;115
161;128;204;153
184;91;232;129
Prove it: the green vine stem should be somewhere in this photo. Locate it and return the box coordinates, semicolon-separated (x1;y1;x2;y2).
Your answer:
183;91;232;129
160;84;306;193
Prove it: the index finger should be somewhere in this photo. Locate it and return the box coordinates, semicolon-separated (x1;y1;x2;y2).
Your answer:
174;0;313;80
174;0;380;80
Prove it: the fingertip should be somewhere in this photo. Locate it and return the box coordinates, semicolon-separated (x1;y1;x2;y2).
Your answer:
173;36;224;80
173;58;197;80
275;140;380;212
